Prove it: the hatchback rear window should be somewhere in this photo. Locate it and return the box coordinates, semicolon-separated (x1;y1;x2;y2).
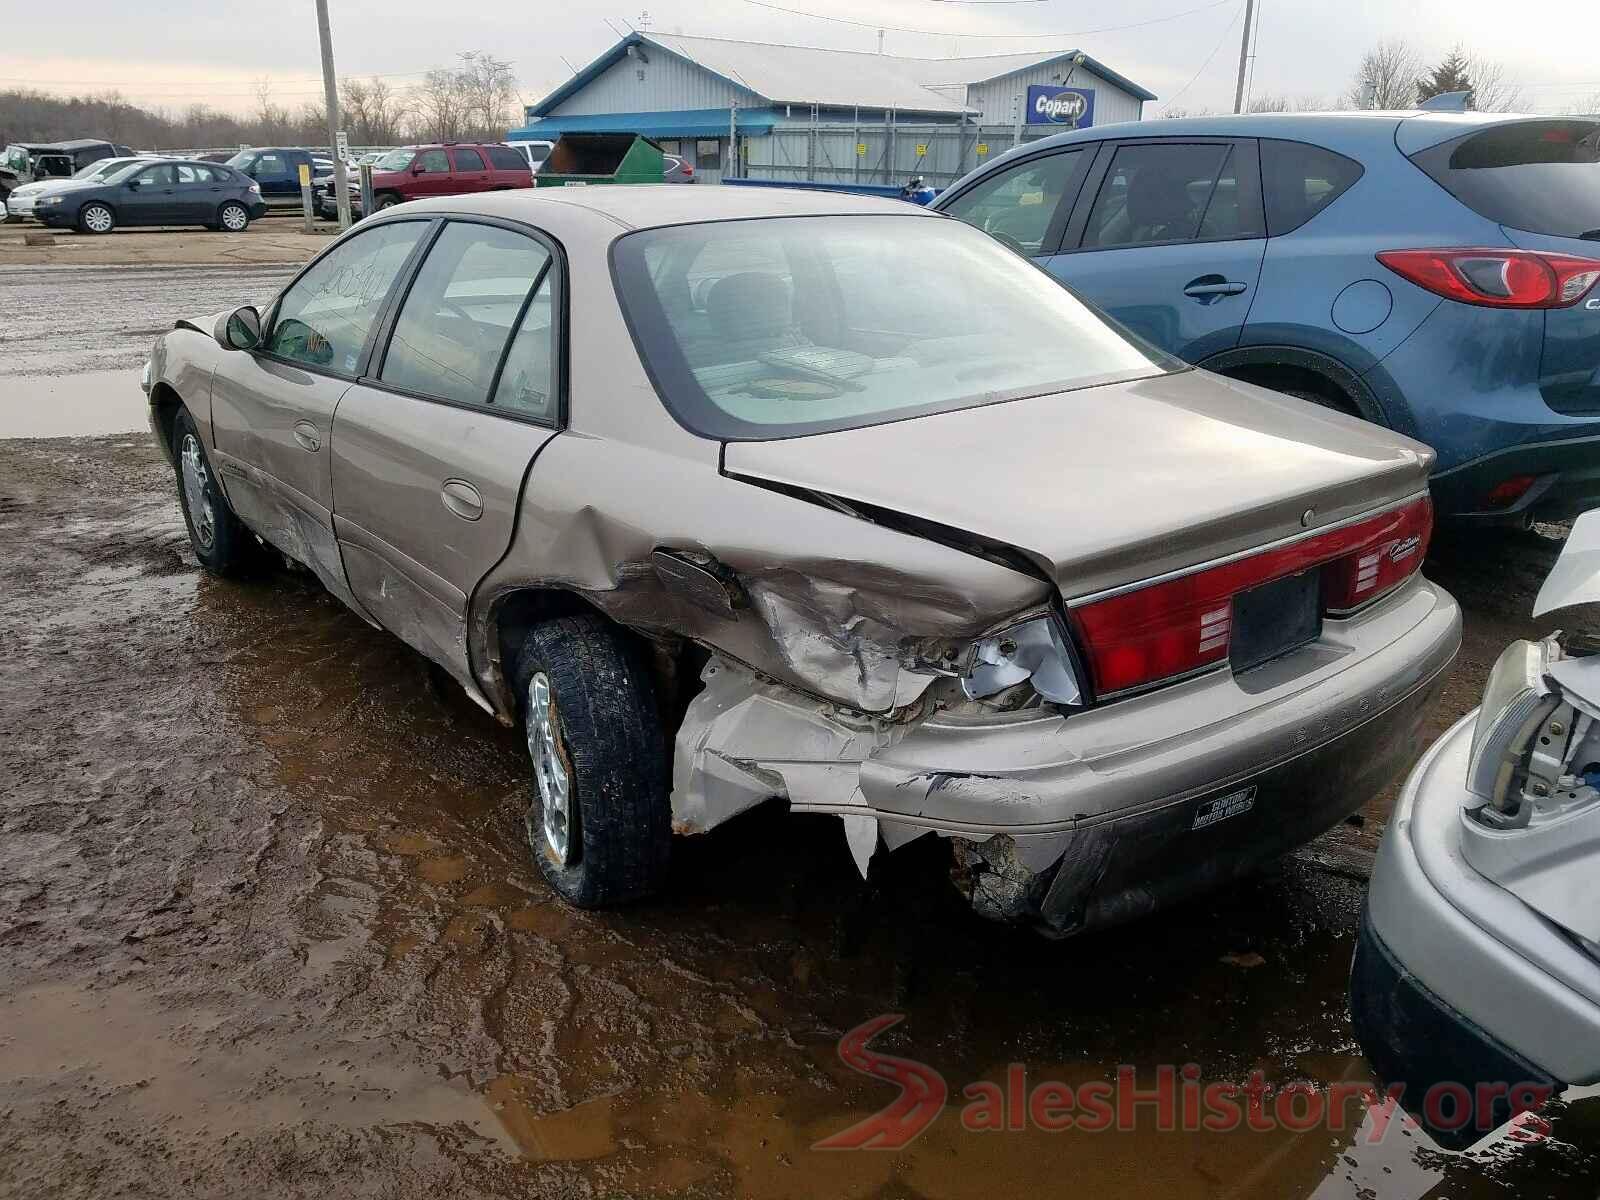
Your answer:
611;214;1174;440
1409;120;1600;240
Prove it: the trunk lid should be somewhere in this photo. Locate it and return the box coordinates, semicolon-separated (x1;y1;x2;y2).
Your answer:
723;371;1433;599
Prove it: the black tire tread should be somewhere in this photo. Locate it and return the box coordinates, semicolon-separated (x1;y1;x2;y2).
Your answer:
511;614;671;907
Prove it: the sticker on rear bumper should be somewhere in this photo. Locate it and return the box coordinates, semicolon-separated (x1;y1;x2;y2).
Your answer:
1193;786;1257;830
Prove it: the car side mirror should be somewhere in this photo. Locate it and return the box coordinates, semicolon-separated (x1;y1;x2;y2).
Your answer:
215;305;262;352
411;163;425;175
126;179;140;189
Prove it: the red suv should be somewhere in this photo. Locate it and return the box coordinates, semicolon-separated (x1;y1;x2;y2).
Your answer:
351;143;533;213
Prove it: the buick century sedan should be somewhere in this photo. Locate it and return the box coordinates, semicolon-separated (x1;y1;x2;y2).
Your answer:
144;186;1461;934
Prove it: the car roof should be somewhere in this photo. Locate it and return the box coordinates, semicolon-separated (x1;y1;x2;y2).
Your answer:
397;183;935;231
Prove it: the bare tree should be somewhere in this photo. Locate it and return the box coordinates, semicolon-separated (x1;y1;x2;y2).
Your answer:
412;67;469;142
1461;53;1526;112
456;52;519;139
1247;94;1331;113
1344;39;1424;110
341;76;408;146
1564;91;1600;117
1156;106;1213;119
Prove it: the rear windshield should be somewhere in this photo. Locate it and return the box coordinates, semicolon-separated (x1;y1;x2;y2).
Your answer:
611;214;1173;440
1410;119;1600;240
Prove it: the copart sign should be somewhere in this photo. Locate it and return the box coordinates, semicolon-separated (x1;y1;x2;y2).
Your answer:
1026;85;1096;128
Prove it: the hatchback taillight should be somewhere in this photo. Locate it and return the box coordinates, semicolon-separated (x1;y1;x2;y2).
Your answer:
1070;497;1433;696
1377;248;1600;309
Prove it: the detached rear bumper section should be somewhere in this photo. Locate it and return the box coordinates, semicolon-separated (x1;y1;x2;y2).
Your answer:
672;576;1461;936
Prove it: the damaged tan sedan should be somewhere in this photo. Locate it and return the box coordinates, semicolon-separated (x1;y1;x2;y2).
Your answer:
144;186;1461;935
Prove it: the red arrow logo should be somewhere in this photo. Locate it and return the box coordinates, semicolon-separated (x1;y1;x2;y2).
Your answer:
813;1015;948;1150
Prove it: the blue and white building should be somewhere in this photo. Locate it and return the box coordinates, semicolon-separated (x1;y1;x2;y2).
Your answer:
509;33;1155;185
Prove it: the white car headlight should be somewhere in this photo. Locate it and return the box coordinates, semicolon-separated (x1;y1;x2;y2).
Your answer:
962;615;1083;706
40;195;65;206
1466;637;1562;813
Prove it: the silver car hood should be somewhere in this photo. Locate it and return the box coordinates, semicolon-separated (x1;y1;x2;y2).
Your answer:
724;370;1434;599
1534;509;1600;617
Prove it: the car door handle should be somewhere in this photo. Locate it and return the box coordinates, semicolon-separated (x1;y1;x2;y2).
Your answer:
440;479;484;521
1183;276;1249;299
292;420;321;452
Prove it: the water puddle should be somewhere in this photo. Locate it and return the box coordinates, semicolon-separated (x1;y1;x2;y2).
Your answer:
3;369;147;437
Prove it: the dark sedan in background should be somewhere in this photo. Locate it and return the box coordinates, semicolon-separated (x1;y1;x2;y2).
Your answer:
34;159;267;234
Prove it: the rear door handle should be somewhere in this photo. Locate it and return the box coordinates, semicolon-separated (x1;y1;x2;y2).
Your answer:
292;420;321;451
441;479;484;521
1183;276;1249;299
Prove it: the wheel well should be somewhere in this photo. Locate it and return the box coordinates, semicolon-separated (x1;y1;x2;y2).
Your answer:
149;382;183;453
489;588;708;734
1217;362;1362;417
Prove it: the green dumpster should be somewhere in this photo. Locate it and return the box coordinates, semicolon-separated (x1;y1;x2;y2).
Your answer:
534;133;664;186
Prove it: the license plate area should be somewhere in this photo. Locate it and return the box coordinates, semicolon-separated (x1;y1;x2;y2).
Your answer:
1229;569;1322;674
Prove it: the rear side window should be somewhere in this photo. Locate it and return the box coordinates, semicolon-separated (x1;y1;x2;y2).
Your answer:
380;222;553;407
452;147;486;171
486;145;526;170
1410;120;1600;239
1081;142;1262;249
1260;140;1364;236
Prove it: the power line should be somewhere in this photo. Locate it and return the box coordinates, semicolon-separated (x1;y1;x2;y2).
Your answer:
738;0;1235;39
1162;0;1242;110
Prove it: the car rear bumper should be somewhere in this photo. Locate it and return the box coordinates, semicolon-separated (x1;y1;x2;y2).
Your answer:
1354;711;1600;1138
1430;431;1600;522
675;576;1460;935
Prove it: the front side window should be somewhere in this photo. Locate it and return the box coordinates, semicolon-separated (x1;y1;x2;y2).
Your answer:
252;153;289;179
1082;142;1257;249
380;222;552;406
416;149;450;174
135;164;175;187
266;221;428;372
941;149;1085;255
612;214;1172;440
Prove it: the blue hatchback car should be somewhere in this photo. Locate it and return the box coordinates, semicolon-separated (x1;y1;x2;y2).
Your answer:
933;112;1600;521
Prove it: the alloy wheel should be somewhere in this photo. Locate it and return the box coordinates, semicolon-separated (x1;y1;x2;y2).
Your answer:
179;433;216;550
83;205;112;233
526;672;573;864
221;205;247;231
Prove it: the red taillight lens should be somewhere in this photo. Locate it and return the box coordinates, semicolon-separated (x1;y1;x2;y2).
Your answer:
1484;474;1539;509
1071;497;1433;696
1377;248;1600;309
682;162;694;175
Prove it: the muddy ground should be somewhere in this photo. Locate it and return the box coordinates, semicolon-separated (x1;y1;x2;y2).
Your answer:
2;264;1598;1199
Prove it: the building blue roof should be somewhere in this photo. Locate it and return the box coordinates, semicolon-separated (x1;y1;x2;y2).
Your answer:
510;107;781;141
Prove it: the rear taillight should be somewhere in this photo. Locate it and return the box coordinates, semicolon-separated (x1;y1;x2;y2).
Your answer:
1377;248;1600;309
1070;497;1433;696
682;162;694;175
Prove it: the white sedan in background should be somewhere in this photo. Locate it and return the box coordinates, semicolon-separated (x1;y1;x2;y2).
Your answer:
3;156;151;220
1352;510;1600;1148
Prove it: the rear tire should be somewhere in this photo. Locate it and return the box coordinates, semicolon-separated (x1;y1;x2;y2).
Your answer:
218;202;250;232
511;614;672;908
171;408;257;577
78;202;115;234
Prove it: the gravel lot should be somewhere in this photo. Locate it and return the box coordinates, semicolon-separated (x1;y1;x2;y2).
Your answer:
1;260;1596;1199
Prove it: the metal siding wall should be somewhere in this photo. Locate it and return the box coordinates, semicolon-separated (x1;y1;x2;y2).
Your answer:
745;121;1025;187
965;65;1143;129
546;53;758;115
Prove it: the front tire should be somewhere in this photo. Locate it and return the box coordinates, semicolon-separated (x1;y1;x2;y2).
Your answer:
171;408;257;577
218;201;250;232
78;202;115;234
376;193;403;211
511;615;671;908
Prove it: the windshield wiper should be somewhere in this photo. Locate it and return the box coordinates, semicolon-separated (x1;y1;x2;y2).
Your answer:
1579;229;1600;241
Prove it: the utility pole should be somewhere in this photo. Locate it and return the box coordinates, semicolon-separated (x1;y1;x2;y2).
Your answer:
1231;0;1257;114
315;0;352;229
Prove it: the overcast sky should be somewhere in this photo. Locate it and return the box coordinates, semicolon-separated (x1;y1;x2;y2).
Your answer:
2;0;1596;119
